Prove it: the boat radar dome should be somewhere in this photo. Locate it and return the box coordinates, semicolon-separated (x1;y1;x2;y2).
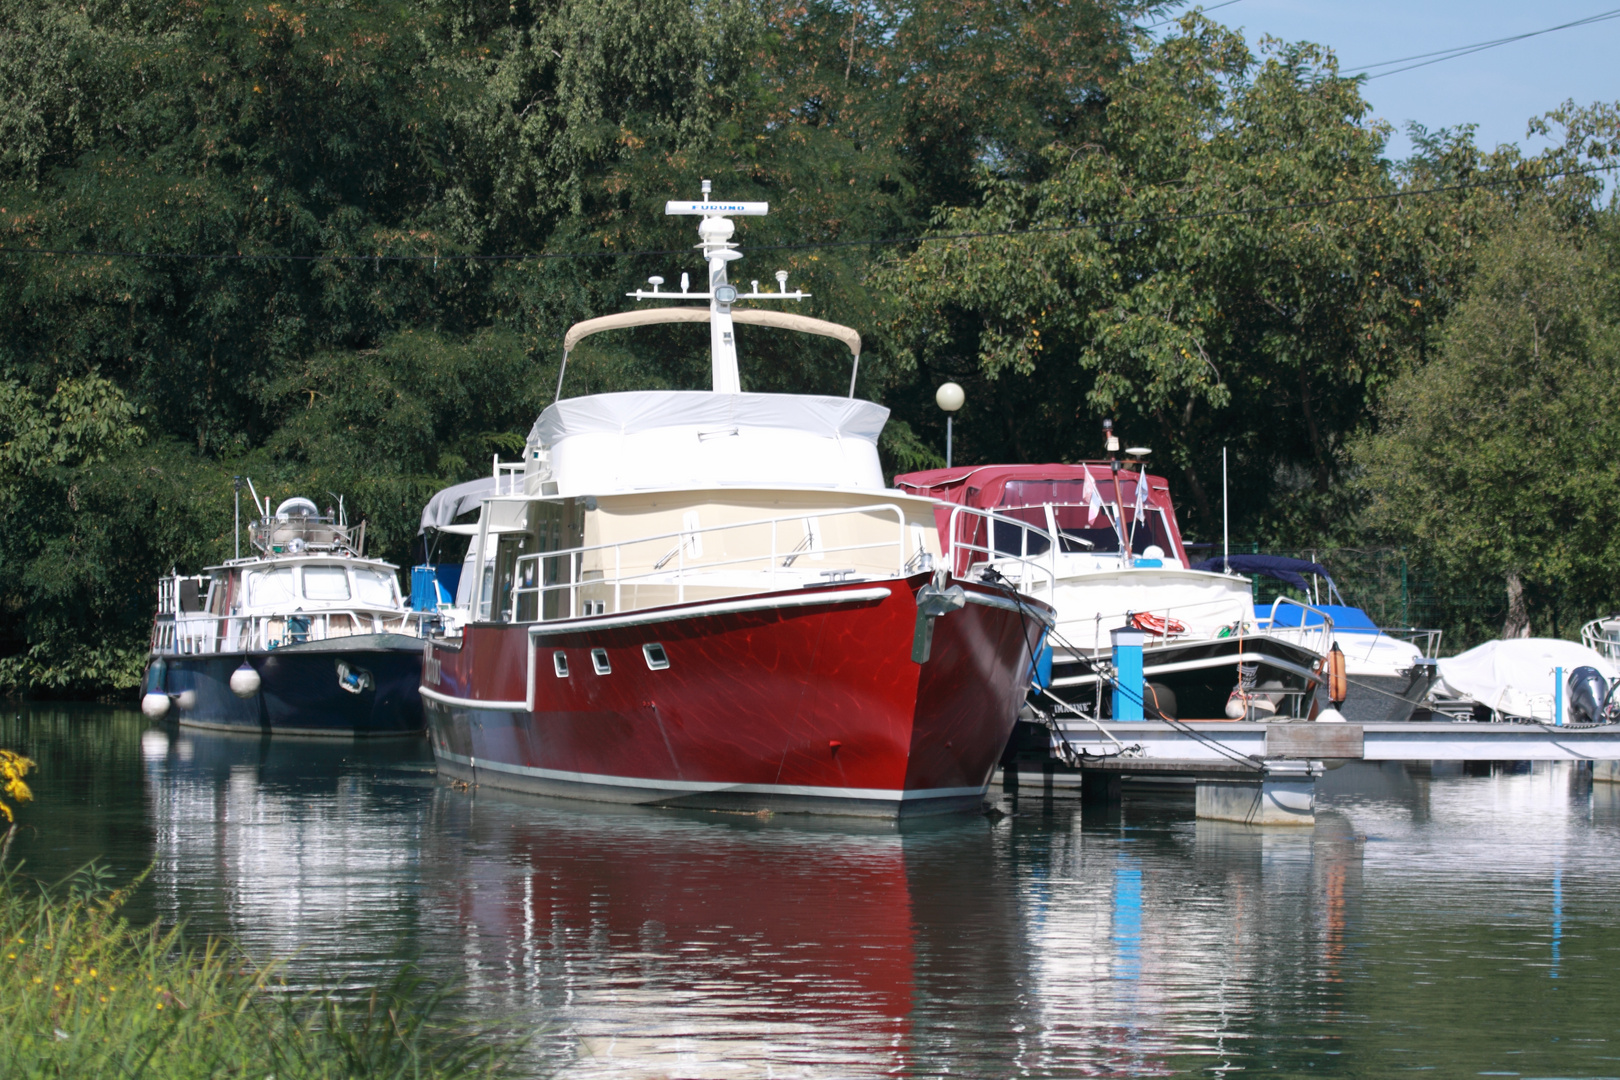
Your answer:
275;497;320;519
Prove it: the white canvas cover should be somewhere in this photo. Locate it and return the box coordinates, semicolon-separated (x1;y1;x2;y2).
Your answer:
529;391;890;495
1434;638;1618;721
419;476;498;534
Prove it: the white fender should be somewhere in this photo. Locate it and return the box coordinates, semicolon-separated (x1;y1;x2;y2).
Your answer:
141;692;171;720
229;663;262;699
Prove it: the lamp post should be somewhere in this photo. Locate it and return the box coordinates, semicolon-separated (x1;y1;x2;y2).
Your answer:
936;382;965;468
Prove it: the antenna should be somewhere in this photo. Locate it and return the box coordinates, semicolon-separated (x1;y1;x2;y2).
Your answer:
626;183;812;394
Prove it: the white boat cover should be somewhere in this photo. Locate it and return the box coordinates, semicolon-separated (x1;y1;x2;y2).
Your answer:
1434;638;1618;721
529;391;890;494
419;475;498;534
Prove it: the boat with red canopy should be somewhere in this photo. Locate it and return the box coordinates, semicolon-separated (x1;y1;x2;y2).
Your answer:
895;461;1330;721
419;186;1052;816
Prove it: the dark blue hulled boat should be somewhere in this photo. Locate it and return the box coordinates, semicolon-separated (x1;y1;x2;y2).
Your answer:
141;493;430;736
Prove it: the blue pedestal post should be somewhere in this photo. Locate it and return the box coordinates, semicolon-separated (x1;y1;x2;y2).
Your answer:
1112;626;1147;721
1555;666;1564;727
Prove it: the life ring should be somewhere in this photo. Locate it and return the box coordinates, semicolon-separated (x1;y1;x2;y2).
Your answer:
1129;611;1187;637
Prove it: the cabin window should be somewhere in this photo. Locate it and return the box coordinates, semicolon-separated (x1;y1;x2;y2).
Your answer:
553;652;569;678
247;568;296;607
991;507;1053;558
352;568;397;607
643;643;669;670
303;565;351;601
995;479;1175;557
591;648;611;675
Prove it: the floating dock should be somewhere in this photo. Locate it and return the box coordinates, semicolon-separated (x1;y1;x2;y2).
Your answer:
1001;718;1620;827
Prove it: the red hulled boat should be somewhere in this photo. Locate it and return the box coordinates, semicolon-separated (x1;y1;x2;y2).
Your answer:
420;186;1052;816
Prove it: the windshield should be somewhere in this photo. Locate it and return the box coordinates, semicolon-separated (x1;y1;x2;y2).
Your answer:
353;568;397;607
247;567;295;607
994;479;1174;557
302;565;351;601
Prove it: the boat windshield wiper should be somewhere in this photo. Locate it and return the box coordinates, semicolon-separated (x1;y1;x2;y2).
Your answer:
781;533;815;567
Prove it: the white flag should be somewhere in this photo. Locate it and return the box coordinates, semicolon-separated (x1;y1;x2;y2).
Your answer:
1133;471;1150;523
1083;470;1104;523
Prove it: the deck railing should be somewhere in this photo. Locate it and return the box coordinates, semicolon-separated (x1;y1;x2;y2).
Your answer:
507;503;916;622
1583;617;1620;662
1252;596;1336;659
149;609;435;654
944;504;1061;597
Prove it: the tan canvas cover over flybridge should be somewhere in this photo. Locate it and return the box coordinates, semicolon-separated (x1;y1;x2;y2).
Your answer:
562;307;861;359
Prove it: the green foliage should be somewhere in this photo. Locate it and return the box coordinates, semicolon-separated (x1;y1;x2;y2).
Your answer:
0;864;521;1078
1351;204;1620;640
1;0;1618;684
875;19;1440;541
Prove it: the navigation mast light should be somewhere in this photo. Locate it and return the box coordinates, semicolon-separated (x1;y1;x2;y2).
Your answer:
1103;419;1120;454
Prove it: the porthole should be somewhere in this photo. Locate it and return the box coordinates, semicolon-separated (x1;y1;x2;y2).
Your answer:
591;648;611;675
553;651;569;678
643;643;669;671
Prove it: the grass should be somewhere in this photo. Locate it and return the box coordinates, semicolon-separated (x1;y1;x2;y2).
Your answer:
0;863;522;1079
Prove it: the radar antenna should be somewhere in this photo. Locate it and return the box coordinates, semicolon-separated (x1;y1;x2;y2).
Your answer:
627;181;809;394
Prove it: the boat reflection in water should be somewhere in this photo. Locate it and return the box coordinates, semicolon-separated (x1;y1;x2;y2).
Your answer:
138;726;435;983
418;793;951;1078
125;718;1620;1077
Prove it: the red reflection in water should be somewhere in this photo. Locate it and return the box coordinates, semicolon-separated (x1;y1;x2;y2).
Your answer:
431;802;916;1074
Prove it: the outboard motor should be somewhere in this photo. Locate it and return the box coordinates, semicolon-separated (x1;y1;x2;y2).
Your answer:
1567;665;1609;724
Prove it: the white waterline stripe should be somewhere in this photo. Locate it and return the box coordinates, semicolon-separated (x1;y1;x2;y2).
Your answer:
433;748;985;802
420;686;527;711
524;586;893;636
963;590;1056;625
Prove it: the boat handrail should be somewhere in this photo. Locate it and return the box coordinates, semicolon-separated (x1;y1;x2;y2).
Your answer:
1253;595;1335;659
1381;626;1444;657
1581;616;1620;661
507;503;916;622
942;504;1061;598
149;608;437;654
494;455;525;496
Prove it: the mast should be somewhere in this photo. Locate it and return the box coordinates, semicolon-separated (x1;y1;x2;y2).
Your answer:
630;180;808;394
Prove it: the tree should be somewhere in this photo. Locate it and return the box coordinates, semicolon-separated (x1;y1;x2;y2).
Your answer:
1351;204;1620;641
871;18;1450;542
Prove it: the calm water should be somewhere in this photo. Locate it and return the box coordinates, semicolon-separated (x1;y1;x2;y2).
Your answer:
5;703;1620;1078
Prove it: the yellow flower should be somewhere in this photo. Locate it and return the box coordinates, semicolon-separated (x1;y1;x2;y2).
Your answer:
0;750;33;824
155;1003;163;1010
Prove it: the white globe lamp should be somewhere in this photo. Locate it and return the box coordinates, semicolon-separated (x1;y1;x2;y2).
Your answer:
935;383;965;466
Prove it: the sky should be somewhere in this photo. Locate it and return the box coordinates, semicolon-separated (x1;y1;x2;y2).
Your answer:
1151;1;1620;163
